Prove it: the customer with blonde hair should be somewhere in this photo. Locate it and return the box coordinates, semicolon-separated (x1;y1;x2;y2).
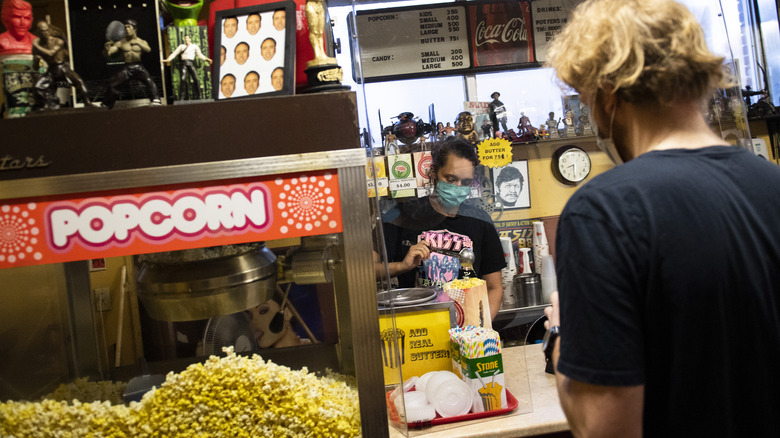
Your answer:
543;0;780;437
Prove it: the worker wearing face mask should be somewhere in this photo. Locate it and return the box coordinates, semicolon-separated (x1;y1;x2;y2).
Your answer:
374;137;506;320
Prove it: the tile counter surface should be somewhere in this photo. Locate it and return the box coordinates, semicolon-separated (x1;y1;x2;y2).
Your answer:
389;344;569;437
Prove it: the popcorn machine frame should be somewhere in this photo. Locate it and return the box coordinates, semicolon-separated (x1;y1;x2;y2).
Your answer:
0;92;392;436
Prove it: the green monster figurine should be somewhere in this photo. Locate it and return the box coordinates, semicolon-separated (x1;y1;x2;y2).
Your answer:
163;0;204;27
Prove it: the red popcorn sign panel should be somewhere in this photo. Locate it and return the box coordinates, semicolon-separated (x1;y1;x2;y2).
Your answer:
468;1;534;67
0;170;342;269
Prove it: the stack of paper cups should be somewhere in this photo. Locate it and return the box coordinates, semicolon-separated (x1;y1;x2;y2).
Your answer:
540;254;557;304
499;237;517;307
532;222;550;275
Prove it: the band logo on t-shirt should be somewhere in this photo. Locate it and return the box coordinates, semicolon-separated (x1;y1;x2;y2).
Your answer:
416;229;473;288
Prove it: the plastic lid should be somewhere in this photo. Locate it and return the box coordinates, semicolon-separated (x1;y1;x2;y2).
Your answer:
425;372;473;417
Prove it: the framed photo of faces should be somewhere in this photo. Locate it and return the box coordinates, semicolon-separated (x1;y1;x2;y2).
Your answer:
492;161;531;210
213;1;295;100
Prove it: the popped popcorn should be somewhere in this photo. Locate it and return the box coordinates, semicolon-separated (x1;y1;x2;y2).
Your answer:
0;347;362;437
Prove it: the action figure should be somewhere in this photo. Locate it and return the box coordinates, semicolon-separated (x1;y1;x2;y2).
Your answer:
546;111;561;138
442;122;457;137
102;19;161;109
31;20;95;109
481;119;492;139
537;124;548;140
0;0;33;55
488;91;508;137
162;34;211;100
456;111;478;144
579;105;593;135
517;112;533;136
563;109;576;137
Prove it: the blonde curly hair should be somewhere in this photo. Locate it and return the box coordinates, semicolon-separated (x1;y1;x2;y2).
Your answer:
546;0;731;106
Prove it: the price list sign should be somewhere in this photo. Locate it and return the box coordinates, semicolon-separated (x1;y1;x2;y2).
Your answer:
355;5;471;80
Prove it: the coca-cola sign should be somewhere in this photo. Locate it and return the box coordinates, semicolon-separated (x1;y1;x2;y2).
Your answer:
469;1;534;67
475;17;529;47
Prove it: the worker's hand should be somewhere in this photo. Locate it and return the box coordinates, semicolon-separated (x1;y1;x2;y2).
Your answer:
543;291;560;329
401;240;430;273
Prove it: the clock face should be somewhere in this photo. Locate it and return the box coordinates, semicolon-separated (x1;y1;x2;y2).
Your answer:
553;146;591;184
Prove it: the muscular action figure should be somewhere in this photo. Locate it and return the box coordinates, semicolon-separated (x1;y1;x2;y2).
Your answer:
102;19;161;109
163;34;211;100
32;21;94;109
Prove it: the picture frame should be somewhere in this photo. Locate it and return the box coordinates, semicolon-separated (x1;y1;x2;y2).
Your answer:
213;2;296;100
492;161;530;210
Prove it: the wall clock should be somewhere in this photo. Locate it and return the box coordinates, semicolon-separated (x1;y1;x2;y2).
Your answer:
551;145;591;185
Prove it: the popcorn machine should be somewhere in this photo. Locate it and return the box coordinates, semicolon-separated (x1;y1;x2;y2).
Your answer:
0;92;394;436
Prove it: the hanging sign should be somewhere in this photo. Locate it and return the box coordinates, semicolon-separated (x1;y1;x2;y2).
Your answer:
353;0;534;82
355;5;472;80
0;170;342;269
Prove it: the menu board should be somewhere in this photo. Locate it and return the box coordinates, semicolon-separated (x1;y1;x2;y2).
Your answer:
531;0;581;62
355;5;471;80
353;0;536;82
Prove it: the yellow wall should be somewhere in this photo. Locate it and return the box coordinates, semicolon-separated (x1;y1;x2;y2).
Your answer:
488;137;610;222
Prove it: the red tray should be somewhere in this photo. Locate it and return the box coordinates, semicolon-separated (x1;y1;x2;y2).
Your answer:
387;388;519;429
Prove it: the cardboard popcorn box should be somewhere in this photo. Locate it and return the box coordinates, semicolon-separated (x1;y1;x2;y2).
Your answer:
460;353;508;413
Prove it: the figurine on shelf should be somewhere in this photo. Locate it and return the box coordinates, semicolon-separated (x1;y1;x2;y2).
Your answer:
579;104;593;135
564;109;576;137
489;91;509;137
481;119;492;139
537;124;549;140
303;0;347;92
516;112;533;136
32;20;95;109
546;111;560;138
102;19;161;109
162;34;211;101
163;0;204;27
0;0;34;55
456;111;478;145
442;122;457;137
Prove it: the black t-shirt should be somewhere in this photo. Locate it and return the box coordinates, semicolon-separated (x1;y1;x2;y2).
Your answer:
556;146;780;437
381;197;505;289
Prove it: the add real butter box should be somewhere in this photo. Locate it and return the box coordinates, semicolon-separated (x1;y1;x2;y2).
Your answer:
378;301;454;386
460;352;508;413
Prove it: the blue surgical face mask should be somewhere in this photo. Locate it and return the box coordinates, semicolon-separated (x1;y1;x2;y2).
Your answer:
435;181;471;209
593;97;623;165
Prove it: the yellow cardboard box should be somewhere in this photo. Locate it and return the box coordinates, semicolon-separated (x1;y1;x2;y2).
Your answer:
379;302;454;385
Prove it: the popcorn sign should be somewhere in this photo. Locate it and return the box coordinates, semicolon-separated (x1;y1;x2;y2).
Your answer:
0;171;342;269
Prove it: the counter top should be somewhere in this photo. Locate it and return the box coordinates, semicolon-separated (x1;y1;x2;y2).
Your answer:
388;344;568;437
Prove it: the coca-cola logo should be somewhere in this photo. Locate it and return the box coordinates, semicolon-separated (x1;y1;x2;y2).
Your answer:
474;17;528;47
